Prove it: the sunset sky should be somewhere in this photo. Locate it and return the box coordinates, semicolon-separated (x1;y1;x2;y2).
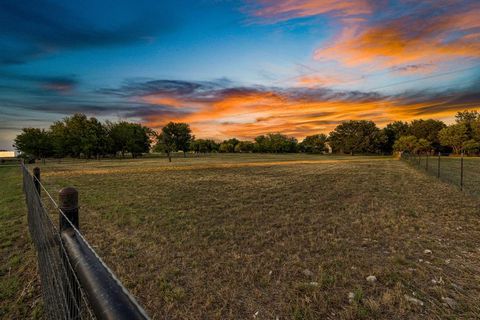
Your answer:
1;0;479;149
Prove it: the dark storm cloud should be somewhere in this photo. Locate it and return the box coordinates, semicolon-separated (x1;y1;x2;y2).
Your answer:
99;80;209;98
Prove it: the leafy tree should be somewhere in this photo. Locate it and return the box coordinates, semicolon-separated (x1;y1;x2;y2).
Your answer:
219;138;239;153
438;124;468;154
155;122;193;160
463;139;480;155
190;139;219;153
382;121;409;154
300;134;327;153
329;120;386;155
253;133;298;153
49;114;110;158
108;121;152;158
234;141;254;153
164;122;192;157
191;139;209;153
455;110;479;126
154;132;176;162
415;138;431;154
14;128;53;159
393;135;418;153
408;119;446;151
49;121;68;157
253;135;268;153
208;140;220;152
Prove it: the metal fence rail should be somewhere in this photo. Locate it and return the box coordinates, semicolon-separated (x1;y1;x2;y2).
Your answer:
22;163;150;320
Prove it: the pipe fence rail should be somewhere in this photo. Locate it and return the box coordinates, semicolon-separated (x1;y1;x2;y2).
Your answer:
400;152;480;195
21;163;150;320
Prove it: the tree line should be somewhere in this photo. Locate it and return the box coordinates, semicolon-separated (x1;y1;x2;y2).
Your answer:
14;114;153;159
14;110;480;160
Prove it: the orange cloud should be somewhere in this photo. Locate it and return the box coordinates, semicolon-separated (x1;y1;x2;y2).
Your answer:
249;0;371;22
136;86;480;140
314;2;480;68
296;75;343;87
249;0;480;71
141;95;185;108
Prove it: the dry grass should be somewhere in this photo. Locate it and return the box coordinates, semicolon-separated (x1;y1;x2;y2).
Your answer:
24;154;480;319
0;166;42;318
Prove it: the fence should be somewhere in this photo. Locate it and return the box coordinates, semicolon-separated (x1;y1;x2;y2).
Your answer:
400;152;480;195
21;163;150;320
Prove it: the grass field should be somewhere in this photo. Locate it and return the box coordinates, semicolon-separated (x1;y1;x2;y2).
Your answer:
4;153;480;319
0;166;42;318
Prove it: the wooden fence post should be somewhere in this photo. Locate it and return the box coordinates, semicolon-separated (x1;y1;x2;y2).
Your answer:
33;167;41;196
59;187;80;318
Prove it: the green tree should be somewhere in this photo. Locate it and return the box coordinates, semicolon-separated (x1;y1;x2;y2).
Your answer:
463;139;480;155
49;121;68;157
234;141;254;153
14;128;53;159
107;121;152;158
219;138;239;153
455;110;480;140
300;134;327;153
50;114;109;158
393;135;418;153
382;121;409;154
408;119;446;151
415;138;431;154
328;120;386;155
253;133;297;153
438;124;468;154
155;122;193;160
190;139;219;153
154;132;176;162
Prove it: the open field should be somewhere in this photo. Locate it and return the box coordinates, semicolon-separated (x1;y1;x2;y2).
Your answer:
4;153;480;319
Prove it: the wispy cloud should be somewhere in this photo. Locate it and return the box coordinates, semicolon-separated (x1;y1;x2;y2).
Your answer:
247;0;480;72
246;0;371;23
97;78;480;139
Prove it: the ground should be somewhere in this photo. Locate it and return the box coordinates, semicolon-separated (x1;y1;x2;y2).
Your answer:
3;154;480;319
0;165;42;318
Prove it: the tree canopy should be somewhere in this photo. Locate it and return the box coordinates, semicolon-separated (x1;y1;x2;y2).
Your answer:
329;120;386;155
15;114;152;159
154;122;193;161
300;134;327;153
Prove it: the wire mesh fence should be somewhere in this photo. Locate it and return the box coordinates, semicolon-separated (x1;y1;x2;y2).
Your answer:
401;152;480;196
22;164;96;320
21;163;149;320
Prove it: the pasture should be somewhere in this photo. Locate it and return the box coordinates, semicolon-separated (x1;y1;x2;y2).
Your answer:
3;154;480;319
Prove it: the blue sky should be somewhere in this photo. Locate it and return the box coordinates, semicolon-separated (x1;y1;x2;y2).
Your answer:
1;0;479;149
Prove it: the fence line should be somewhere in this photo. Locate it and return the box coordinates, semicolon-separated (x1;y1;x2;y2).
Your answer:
22;163;150;320
400;152;472;192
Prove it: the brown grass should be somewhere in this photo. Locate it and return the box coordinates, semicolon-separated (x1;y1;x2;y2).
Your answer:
0;167;42;318
26;154;480;319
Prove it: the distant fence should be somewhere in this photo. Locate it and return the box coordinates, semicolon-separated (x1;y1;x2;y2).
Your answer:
21;163;150;320
400;152;480;195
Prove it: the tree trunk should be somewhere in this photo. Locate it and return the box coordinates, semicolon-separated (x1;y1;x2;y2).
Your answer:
167;152;171;162
183;151;186;158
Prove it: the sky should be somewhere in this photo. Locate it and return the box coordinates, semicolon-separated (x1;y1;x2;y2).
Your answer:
1;0;479;150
